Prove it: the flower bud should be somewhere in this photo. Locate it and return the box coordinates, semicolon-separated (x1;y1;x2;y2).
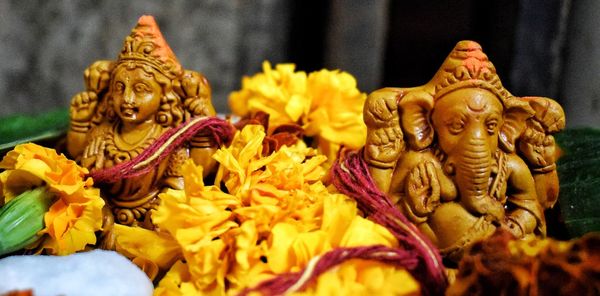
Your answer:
0;188;53;255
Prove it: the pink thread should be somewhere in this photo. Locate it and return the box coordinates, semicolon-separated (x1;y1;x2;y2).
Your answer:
238;245;418;296
330;150;447;295
89;117;234;184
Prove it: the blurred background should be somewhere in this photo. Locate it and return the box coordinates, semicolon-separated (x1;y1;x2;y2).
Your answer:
0;0;598;127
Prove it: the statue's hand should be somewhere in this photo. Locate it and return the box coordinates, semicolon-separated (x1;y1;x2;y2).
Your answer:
405;161;441;216
84;60;113;93
175;71;215;117
70;91;99;123
99;206;116;250
519;123;557;168
81;137;106;170
184;97;211;117
364;93;398;127
364;94;403;165
484;198;506;224
175;70;211;99
366;126;403;164
500;217;524;238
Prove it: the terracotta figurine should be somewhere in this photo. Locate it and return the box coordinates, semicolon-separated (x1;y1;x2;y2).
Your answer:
67;16;217;228
363;41;565;262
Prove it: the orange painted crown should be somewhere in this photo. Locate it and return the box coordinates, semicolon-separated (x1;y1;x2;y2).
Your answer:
118;15;183;79
430;41;510;103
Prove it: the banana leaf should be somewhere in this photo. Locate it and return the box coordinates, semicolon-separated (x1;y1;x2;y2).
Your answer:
0;109;69;153
555;128;600;238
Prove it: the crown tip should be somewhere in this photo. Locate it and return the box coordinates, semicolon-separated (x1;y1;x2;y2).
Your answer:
455;40;482;51
137;15;157;25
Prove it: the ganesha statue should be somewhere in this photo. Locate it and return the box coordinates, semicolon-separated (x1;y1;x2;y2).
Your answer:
363;41;565;262
66;16;217;228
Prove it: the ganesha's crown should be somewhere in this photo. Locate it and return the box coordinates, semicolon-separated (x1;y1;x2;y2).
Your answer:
430;41;511;103
117;15;183;79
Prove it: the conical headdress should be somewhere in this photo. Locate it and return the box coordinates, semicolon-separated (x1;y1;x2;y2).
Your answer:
429;41;511;104
118;15;183;79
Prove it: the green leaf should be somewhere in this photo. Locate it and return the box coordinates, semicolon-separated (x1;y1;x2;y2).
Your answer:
0;108;69;153
555;128;600;238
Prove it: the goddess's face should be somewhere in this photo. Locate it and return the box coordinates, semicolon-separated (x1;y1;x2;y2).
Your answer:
111;67;164;124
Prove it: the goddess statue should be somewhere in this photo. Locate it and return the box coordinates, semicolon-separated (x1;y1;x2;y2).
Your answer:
67;16;217;228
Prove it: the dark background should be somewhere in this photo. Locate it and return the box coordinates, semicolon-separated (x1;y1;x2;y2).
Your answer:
0;0;597;127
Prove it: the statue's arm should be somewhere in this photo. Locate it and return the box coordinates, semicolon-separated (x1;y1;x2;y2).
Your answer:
505;154;545;236
363;88;405;193
174;70;219;177
175;70;215;119
67;91;97;158
518;123;561;209
67;60;115;159
518;96;565;209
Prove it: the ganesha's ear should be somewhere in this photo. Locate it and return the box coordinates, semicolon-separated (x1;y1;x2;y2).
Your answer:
499;97;535;153
521;96;566;133
399;90;435;150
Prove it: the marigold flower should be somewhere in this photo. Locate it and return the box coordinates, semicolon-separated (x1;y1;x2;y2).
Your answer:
448;231;600;296
229;62;367;163
113;224;182;280
153;125;418;295
0;143;104;255
154;260;203;296
305;69;367;159
230;61;309;130
153;159;239;293
294;260;420;296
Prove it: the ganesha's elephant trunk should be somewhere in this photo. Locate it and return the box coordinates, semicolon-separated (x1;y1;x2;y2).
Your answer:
447;136;502;220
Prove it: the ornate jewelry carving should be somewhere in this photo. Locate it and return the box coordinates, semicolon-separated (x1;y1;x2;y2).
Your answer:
112;192;160;226
104;123;160;164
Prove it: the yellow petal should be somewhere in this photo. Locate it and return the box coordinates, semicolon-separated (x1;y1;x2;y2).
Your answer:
290;230;331;270
154;260;196;296
114;224;182;269
339;216;398;248
321;194;357;246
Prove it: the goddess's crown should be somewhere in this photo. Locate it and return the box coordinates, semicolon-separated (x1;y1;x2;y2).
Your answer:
117;15;183;79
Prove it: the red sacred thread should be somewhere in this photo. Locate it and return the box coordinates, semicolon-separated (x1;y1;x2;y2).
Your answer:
330;150;447;296
88;116;234;183
237;245;419;296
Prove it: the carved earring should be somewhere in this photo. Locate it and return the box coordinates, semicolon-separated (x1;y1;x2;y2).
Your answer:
156;96;173;127
105;97;116;122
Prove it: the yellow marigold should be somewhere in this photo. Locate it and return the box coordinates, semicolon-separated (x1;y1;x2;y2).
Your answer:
153;159;240;294
113;224;182;280
508;234;571;257
154;260;204;296
0;143;104;255
293;260;420;296
230;61;309;130
154;125;418;295
265;195;419;296
305;69;367;159
213;124;326;201
229;62;367;163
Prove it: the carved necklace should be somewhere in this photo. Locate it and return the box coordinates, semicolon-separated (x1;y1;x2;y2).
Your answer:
104;122;161;164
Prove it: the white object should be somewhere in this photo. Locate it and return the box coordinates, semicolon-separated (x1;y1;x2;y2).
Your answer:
0;250;153;296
